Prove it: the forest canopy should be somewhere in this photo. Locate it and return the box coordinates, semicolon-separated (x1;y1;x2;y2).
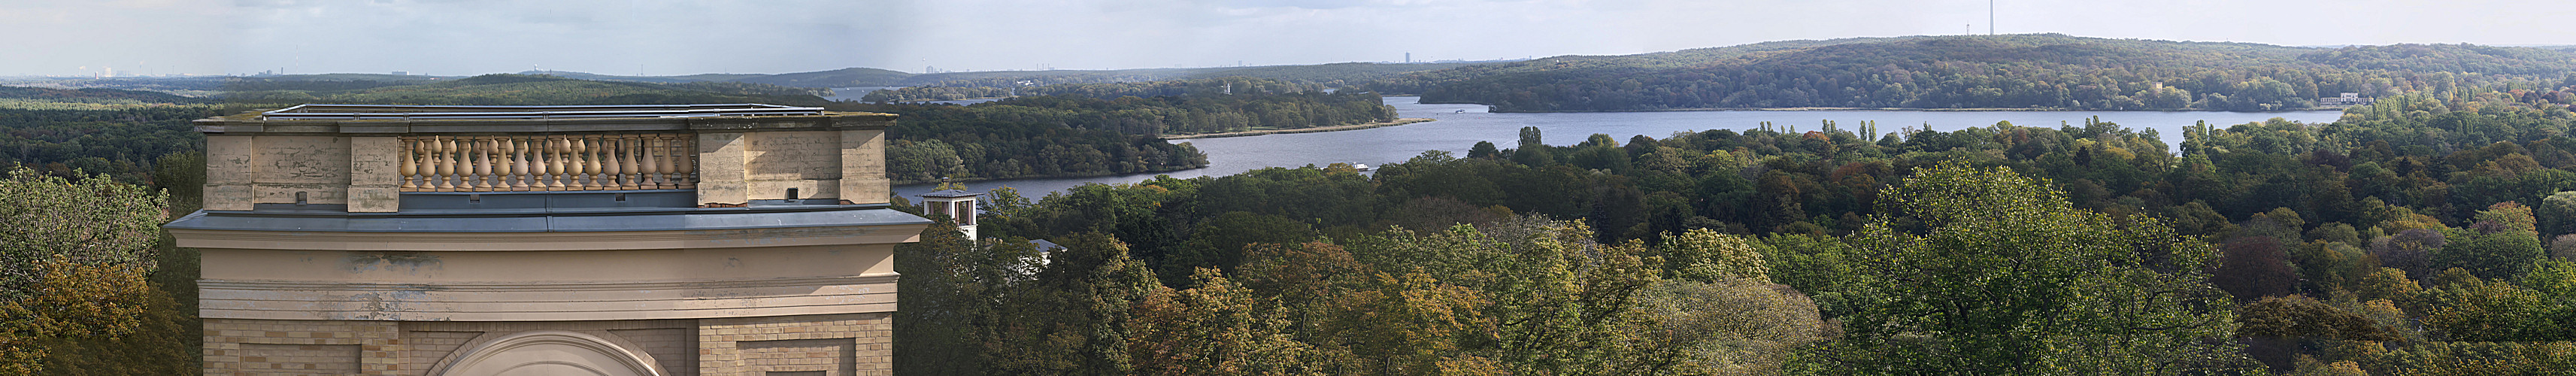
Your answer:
1369;34;2576;112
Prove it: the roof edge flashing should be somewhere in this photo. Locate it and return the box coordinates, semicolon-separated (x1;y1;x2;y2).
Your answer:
259;103;826;120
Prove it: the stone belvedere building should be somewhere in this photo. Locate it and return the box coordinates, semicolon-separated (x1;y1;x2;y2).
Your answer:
165;104;929;375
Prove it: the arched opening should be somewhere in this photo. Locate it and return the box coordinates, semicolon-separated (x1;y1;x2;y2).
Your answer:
431;331;662;376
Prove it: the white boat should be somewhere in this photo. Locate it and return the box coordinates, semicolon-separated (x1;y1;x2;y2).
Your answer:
1352;163;1371;171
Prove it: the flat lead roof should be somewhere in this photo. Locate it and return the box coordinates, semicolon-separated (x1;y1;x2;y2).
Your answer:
259;103;825;120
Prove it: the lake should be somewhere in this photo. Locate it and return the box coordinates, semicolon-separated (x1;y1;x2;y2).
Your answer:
893;96;2344;200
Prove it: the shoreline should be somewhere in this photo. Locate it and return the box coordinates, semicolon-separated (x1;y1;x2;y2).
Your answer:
1387;97;2341;114
1483;106;2344;114
1161;118;1436;140
890;165;1202;186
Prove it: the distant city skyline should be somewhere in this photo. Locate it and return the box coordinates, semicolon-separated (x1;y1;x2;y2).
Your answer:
5;0;2573;77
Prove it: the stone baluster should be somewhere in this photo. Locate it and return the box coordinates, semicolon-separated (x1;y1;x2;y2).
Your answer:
432;136;455;191
456;138;473;191
653;135;672;189
639;136;662;189
444;136;462;191
579;135;597;189
529;137;547;190
399;138;418;190
476;138;493;191
482;138;500;190
497;138;517;190
613;135;638;189
591;135;611;190
608;136;626;190
520;137;538;190
553;136;574;190
455;137;474;190
499;138;520;190
561;136;578;190
673;135;696;189
603;135;626;190
465;138;487;191
589;134;610;189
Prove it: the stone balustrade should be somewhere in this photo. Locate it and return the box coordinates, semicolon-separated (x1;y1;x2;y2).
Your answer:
398;134;696;192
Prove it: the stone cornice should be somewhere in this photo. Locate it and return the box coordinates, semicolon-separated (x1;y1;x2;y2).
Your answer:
192;112;896;135
202;274;900;321
169;224;924;251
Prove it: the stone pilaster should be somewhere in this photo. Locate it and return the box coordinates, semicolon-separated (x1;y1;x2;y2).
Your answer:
204;135;257;211
838;129;888;205
347;136;401;212
696;132;747;205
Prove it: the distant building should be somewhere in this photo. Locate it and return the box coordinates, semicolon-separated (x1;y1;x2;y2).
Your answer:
168;104;923;375
919;189;980;241
392;71;408;75
2320;92;2376;106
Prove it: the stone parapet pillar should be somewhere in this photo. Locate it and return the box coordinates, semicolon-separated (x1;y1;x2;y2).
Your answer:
203;135;257;211
840;129;889;205
346;136;402;212
696;132;748;205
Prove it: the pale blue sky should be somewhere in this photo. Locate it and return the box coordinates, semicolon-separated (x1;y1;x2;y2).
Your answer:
5;0;2569;77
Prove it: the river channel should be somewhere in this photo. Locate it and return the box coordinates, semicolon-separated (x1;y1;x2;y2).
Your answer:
893;96;2344;199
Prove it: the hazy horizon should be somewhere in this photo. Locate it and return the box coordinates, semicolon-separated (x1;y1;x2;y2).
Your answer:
8;0;2574;77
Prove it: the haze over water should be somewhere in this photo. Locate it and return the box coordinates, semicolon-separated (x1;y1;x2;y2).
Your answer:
896;97;2344;199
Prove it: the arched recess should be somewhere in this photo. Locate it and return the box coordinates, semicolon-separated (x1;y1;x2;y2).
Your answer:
429;330;664;376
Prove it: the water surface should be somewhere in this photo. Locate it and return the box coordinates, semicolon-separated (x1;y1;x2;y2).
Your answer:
896;97;2344;199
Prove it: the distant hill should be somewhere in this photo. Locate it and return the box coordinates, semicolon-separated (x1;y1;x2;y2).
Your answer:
1381;34;2576;112
500;62;1501;96
0;86;205;104
2297;43;2576;76
514;70;705;83
1359;36;1957;94
727;67;918;88
219;74;832;106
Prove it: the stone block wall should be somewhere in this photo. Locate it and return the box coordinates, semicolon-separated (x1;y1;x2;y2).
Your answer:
698;313;893;376
204;319;399;375
205;314;892;375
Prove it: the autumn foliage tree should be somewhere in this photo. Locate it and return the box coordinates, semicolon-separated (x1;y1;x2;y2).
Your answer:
0;166;165;374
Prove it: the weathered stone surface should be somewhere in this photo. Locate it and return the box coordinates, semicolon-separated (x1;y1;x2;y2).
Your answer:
204;135;258;211
696;132;747;205
347;137;402;212
839;129;889;205
744;130;841;200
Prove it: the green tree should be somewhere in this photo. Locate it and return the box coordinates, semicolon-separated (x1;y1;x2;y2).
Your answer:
2417;272;2568;341
0;166;167;374
2540;191;2576;236
984;232;1161;374
1820;162;2246;374
2435;202;2547;280
893;217;1044;375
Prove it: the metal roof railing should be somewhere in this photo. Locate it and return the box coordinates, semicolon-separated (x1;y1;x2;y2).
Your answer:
260;104;826;120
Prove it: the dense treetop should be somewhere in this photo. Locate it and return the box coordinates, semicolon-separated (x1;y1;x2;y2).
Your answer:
1368;34;2576;112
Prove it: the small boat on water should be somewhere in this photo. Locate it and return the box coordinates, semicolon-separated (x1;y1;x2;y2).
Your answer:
1453;109;1466;114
